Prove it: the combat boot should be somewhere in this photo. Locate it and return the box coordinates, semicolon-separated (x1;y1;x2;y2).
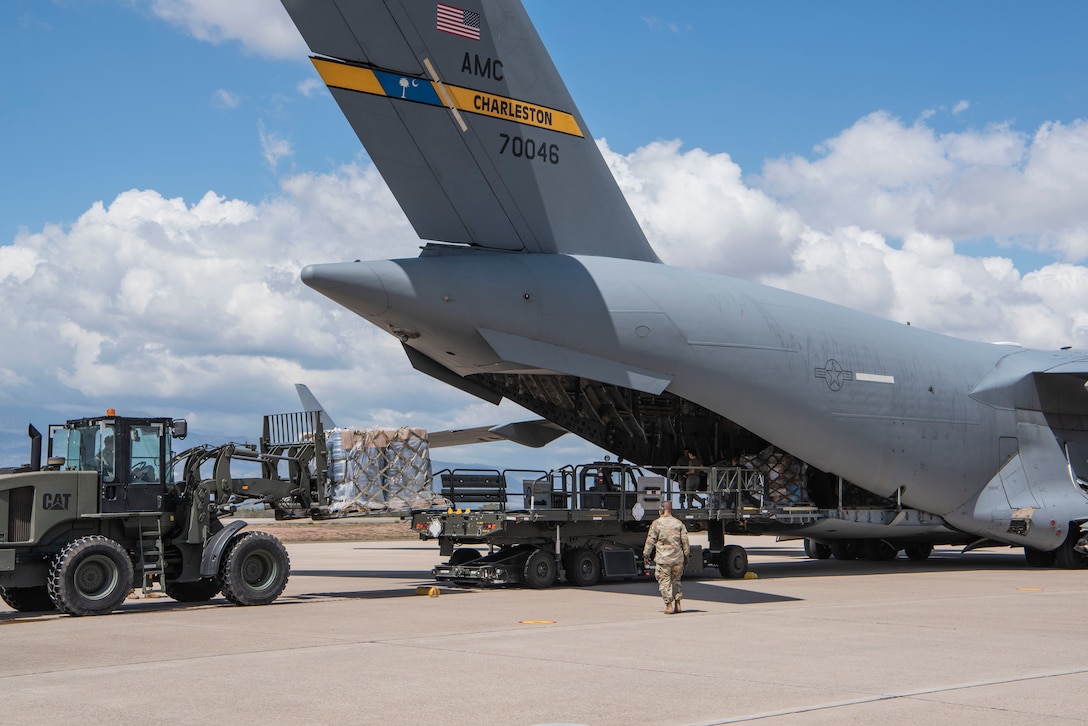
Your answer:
674;598;682;613
664;601;674;614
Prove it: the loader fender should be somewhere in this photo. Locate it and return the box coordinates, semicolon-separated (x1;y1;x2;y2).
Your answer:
199;520;248;578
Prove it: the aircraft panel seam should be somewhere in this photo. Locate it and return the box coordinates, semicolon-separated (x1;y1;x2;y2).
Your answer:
831;413;980;425
687;341;797;353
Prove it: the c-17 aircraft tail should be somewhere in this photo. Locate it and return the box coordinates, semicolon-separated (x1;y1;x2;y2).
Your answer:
282;1;1088;568
281;0;658;262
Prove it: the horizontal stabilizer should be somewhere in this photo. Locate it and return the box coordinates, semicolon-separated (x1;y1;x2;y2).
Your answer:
281;0;658;262
429;419;566;449
427;425;508;448
486;419;567;448
403;344;502;405
295;381;565;449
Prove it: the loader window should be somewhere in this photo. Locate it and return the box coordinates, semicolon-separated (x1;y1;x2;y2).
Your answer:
64;427;93;471
50;426;70;466
129;425;162;484
96;427;117;482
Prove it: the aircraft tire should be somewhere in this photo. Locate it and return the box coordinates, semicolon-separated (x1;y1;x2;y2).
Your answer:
717;545;748;578
522;548;557;589
219;531;290;606
1054;527;1088;569
566;548;601;587
904;544;933;561
803;539;832;559
1023;546;1057;568
448;548;481;566
0;585;57;613
830;540;859;561
862;539;899;561
48;536;134;616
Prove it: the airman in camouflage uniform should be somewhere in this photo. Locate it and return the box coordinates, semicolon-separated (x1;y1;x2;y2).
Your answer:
643;501;690;614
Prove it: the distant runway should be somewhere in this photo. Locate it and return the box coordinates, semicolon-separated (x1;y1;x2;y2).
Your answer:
2;536;1086;725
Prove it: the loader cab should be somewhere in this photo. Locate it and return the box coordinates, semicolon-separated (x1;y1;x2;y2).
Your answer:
51;415;186;514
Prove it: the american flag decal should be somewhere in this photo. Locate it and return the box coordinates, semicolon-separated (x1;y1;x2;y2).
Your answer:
436;3;481;41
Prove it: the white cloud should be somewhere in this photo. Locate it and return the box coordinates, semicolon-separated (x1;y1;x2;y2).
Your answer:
601;139;803;277
7;106;1088;467
298;77;325;97
758;226;897;317
0;243;38;284
258;120;292;171
3;168;402;416
953;100;970;115
148;0;306;58
759;227;1079;349
0;164;595;468
643;16;689;33
1021;263;1088;344
756;113;1088;264
757;112;956;238
212;88;241;109
0;368;30;399
599;119;1088;350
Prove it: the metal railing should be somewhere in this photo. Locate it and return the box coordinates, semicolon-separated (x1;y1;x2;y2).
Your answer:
427;463;768;516
662;465;766;512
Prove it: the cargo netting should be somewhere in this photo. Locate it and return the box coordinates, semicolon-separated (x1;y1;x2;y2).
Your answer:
325;427;445;514
741;445;810;505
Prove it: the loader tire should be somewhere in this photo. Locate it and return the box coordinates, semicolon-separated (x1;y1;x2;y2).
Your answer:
0;585;57;613
566;548;602;587
165;578;221;603
717;545;748;579
522;548;557;589
48;536;134;616
219;531;290;606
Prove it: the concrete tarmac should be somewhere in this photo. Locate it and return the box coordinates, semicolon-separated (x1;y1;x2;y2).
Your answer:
2;535;1087;726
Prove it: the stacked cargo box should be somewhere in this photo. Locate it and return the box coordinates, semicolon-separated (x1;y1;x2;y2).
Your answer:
326;427;444;513
741;445;810;505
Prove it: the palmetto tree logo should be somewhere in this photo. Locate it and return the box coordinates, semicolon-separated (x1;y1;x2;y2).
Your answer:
398;77;419;98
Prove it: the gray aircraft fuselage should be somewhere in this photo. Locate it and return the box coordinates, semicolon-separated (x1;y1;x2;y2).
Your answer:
303;249;1088;552
280;0;1088;557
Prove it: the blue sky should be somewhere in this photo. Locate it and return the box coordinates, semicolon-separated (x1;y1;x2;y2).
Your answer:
7;1;1086;241
546;2;1088;167
2;0;1088;468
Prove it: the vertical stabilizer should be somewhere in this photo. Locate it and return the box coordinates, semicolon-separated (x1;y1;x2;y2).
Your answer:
281;0;659;262
295;383;338;430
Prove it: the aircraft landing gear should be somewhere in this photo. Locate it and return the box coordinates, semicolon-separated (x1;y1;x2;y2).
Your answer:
904;544;933;561
803;539;832;559
1054;526;1088;569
